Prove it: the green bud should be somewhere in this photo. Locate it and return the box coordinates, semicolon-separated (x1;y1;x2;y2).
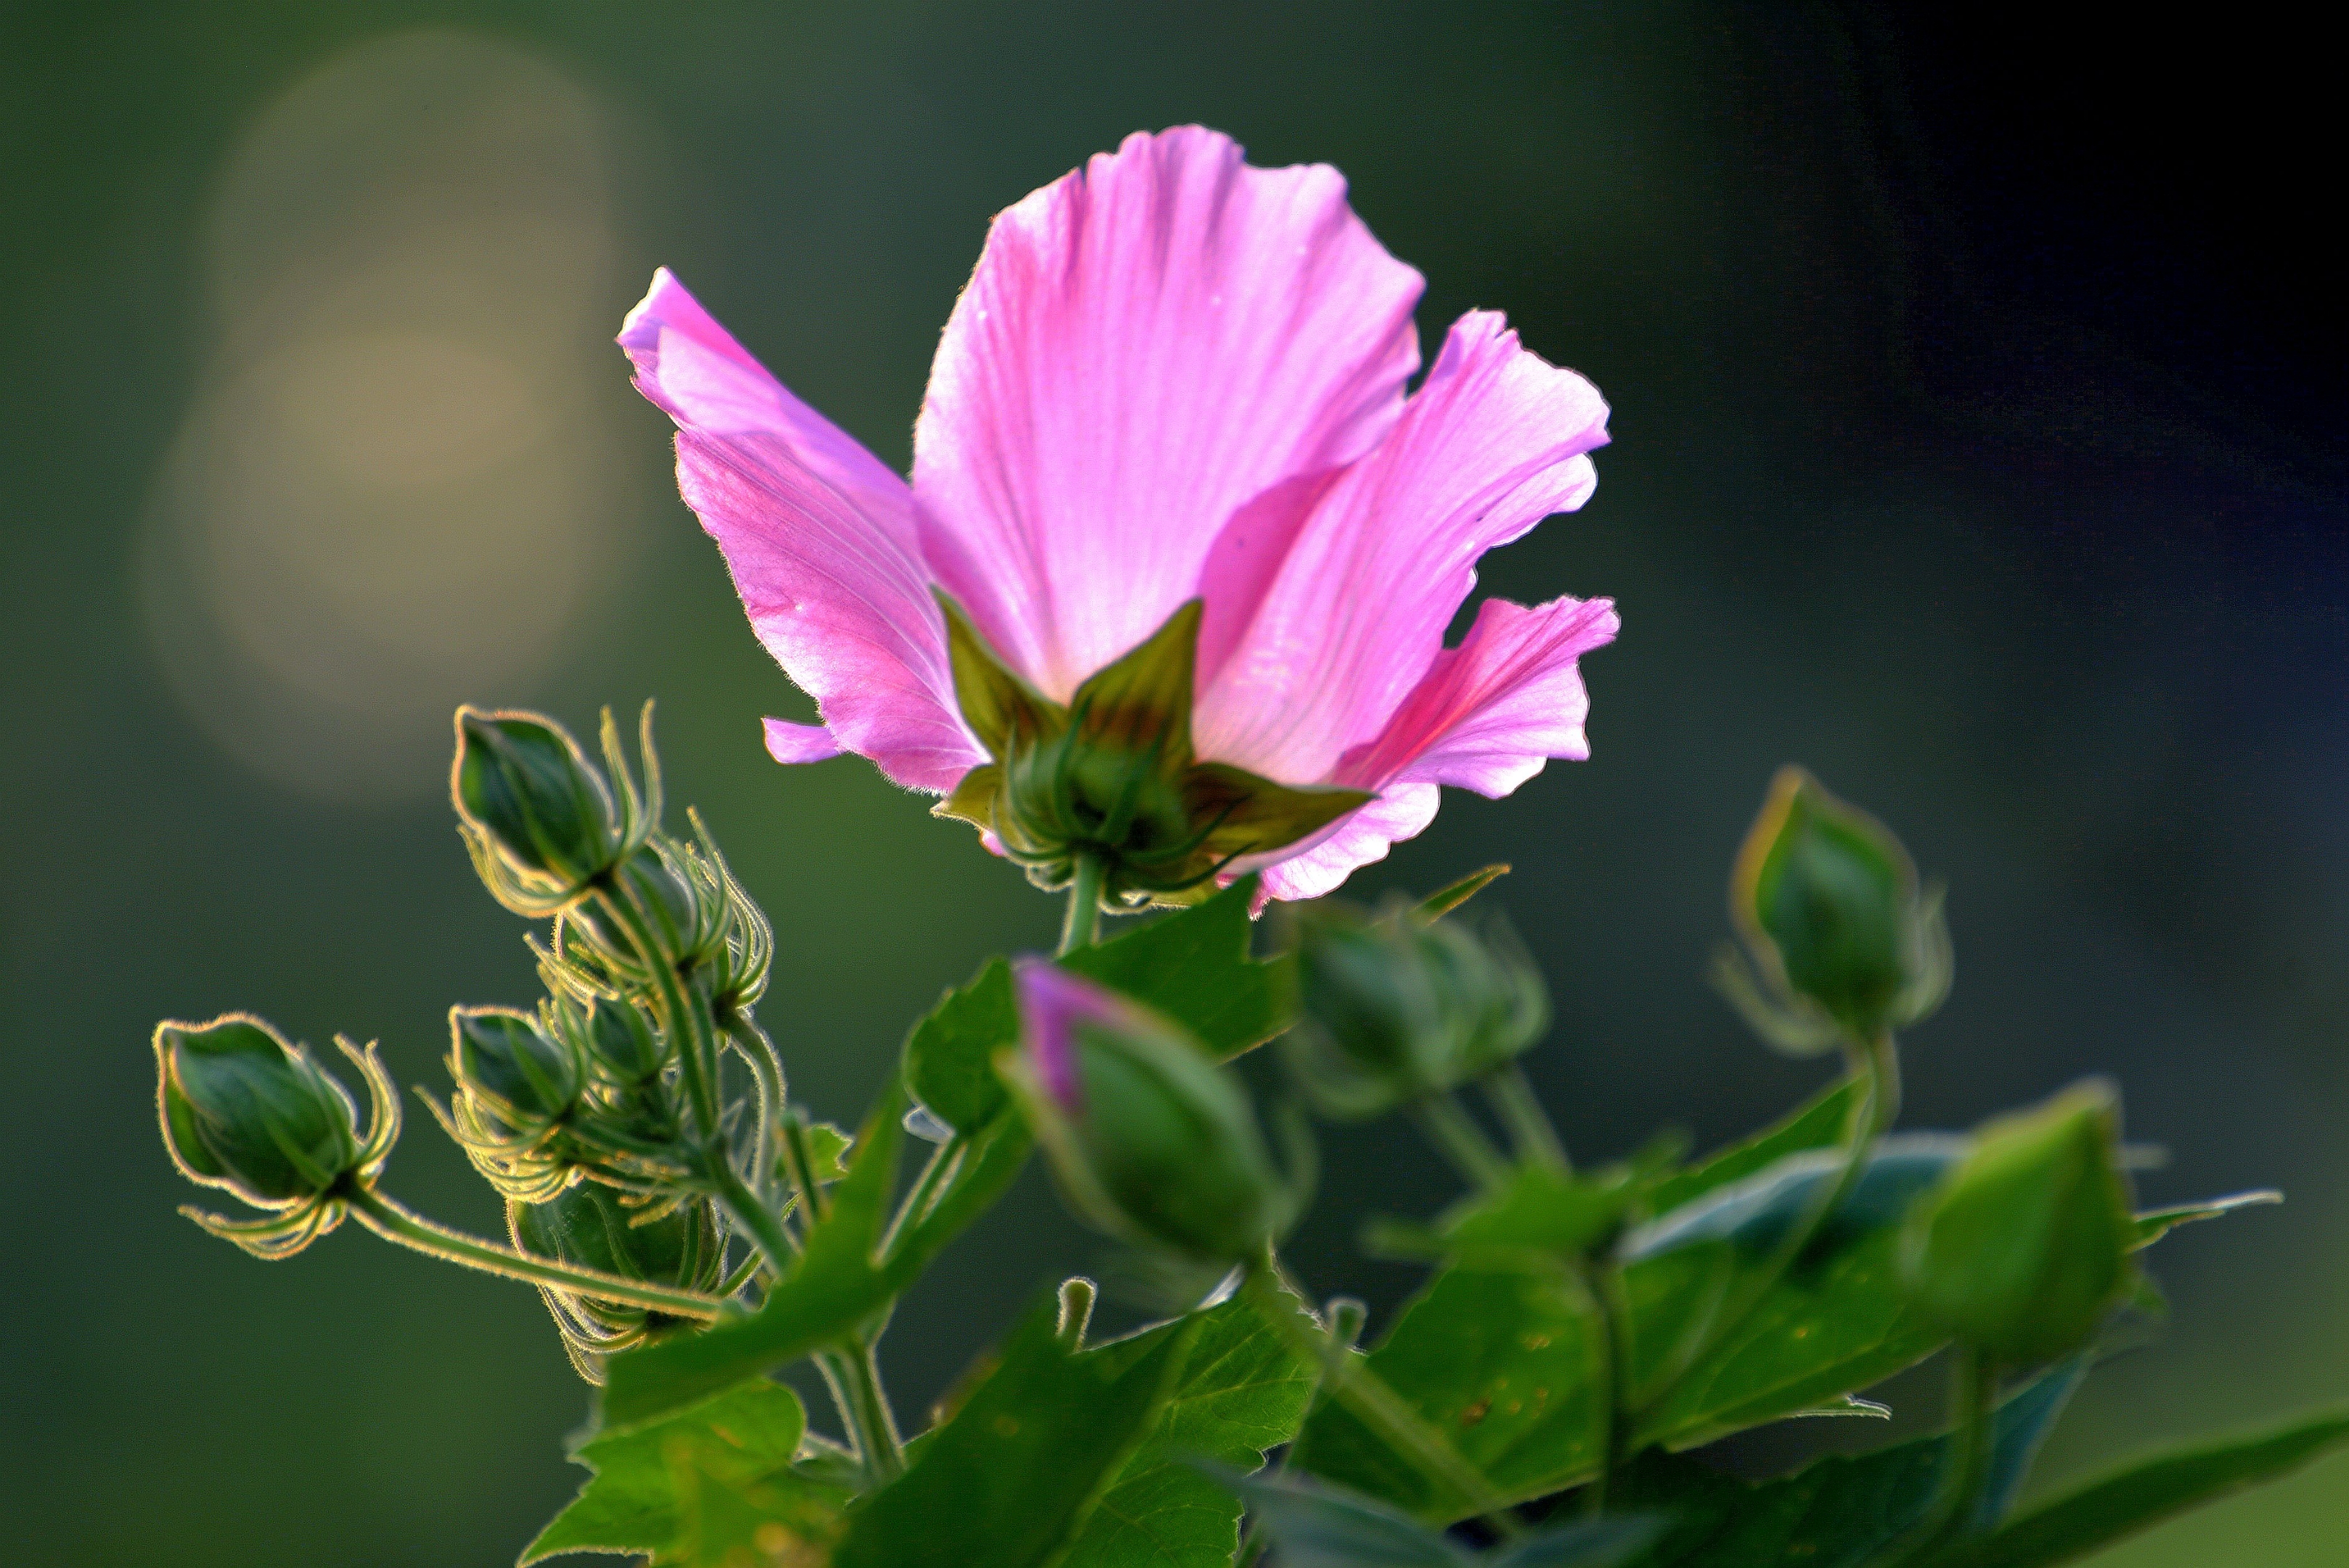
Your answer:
1899;1080;2136;1363
934;595;1370;909
569;994;668;1087
158;1014;363;1205
1725;767;1948;1048
510;1181;726;1374
1282;899;1549;1118
1005;963;1309;1264
452;706;626;912
449;1006;581;1135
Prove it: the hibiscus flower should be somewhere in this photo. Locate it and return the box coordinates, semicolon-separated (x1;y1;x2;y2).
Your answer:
621;126;1615;907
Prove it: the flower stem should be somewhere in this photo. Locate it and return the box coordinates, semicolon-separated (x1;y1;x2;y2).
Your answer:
1636;1031;1902;1418
1884;1347;1998;1565
348;1189;726;1319
1059;850;1108;954
1483;1063;1570;1172
818;1338;906;1488
1413;1090;1514;1193
1575;1257;1633;1515
1241;1250;1521;1535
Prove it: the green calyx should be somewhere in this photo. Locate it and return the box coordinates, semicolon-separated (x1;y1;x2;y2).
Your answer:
1281;898;1551;1119
155;1013;401;1257
997;1005;1310;1265
509;1180;727;1373
931;595;1373;910
1900;1079;2138;1363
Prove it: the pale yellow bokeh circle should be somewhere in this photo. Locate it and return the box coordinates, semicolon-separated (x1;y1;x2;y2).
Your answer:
144;29;637;802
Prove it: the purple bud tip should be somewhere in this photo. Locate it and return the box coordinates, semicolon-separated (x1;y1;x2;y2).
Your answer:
1013;960;1132;1114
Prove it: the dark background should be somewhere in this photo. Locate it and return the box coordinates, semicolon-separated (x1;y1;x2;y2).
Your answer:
3;4;2341;1564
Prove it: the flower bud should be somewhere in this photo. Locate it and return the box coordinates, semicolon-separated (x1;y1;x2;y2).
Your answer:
1002;962;1307;1264
510;1181;726;1372
157;1014;364;1205
1282;900;1548;1119
1899;1080;2136;1363
1726;767;1947;1048
449;1006;581;1137
568;993;668;1087
557;836;730;987
452;707;624;911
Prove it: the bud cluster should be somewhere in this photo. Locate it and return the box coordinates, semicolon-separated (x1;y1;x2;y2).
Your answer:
1280;899;1550;1119
442;704;788;1372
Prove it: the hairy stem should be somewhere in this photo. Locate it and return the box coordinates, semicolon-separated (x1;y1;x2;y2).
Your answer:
1890;1347;1998;1564
1059;849;1108;955
1413;1090;1515;1193
349;1189;725;1319
1484;1063;1571;1172
820;1338;906;1489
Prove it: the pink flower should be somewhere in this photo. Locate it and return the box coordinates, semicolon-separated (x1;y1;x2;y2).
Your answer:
621;127;1616;903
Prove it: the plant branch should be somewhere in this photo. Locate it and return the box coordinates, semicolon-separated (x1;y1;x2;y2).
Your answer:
349;1189;726;1319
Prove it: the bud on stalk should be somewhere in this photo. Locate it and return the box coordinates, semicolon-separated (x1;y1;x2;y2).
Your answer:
509;1180;727;1377
452;705;659;916
1281;899;1548;1119
1900;1079;2136;1363
1002;963;1308;1264
156;1013;399;1256
1723;767;1949;1053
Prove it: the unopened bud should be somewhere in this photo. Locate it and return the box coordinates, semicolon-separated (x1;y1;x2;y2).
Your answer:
568;994;668;1087
1899;1080;2135;1363
453;707;624;912
1283;900;1548;1119
449;1006;581;1137
1726;767;1947;1048
158;1015;363;1204
510;1181;725;1372
1003;962;1307;1263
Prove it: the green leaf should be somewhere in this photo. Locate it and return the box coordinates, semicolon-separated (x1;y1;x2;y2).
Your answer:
1209;1468;1660;1568
1419;864;1512;920
833;1299;1198;1568
902;960;1020;1135
601;1082;1032;1430
1365;1166;1633;1267
1066;875;1296;1058
2128;1188;2282;1251
1209;1466;1468;1567
1643;1077;1860;1217
1296;1148;1958;1516
1061;1296;1319;1568
662;1440;845;1567
1922;1403;2349;1568
1487;1519;1670;1568
1291;1265;1604;1518
1621;1135;1966;1262
1611;1357;2088;1567
900;877;1294;1138
520;1379;814;1563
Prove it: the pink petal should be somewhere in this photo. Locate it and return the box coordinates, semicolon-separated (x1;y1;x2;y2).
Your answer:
912;126;1424;699
761;716;846;766
1194;311;1609;787
1249;783;1442;904
621;270;981;792
1343;595;1620;796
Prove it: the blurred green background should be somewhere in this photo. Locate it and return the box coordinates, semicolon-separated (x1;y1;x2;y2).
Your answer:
3;4;2341;1563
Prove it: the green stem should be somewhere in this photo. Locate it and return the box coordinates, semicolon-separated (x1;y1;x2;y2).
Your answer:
593;884;725;1150
1413;1090;1514;1193
1484;1063;1570;1172
829;1336;907;1487
349;1189;726;1319
1575;1257;1633;1515
1059;850;1108;955
1637;1031;1902;1417
1893;1348;1998;1564
1242;1251;1522;1537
